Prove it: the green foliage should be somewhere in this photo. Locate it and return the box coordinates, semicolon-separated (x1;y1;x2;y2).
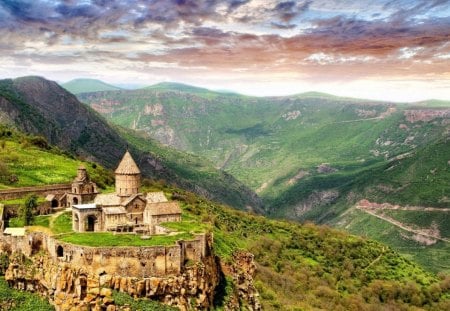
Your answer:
0;277;54;310
0;254;9;275
171;190;450;310
20;194;37;226
112;290;177;310
51;212;73;234
58;232;193;247
338;208;450;274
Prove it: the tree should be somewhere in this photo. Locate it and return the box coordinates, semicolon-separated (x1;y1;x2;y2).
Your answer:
21;194;37;226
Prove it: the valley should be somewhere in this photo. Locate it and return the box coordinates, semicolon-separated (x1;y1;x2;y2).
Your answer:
74;81;450;274
0;77;448;310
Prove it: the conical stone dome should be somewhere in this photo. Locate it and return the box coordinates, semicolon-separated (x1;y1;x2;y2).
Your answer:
115;151;141;175
115;151;141;196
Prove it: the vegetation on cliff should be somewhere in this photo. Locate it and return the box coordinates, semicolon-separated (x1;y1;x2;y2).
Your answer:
0;277;54;311
168;188;450;310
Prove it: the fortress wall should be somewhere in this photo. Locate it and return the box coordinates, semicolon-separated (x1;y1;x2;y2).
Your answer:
3;232;208;278
0;184;71;200
1;230;209;279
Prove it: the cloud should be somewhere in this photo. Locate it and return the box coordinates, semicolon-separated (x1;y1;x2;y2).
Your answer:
0;0;449;100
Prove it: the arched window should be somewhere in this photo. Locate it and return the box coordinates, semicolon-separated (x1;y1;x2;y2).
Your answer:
57;245;64;257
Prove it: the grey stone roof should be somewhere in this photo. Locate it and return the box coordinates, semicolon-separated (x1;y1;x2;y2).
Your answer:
146;192;168;203
94;193;121;206
121;193;145;207
145;202;181;216
115;151;140;175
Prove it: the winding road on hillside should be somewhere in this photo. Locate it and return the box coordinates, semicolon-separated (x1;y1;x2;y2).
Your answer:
355;203;450;243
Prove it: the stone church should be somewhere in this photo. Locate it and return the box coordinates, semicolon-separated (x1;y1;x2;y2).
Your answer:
72;151;181;234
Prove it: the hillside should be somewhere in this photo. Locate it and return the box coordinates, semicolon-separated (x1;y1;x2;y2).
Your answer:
61;78;122;94
77;85;450;274
0;140;449;310
0;77;262;211
78;86;449;210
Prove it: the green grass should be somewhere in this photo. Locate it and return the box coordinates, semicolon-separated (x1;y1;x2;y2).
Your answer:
58;231;193;247
112;290;177;310
0;134;113;190
0;277;54;310
8;215;50;228
51;212;73;234
1;197;46;205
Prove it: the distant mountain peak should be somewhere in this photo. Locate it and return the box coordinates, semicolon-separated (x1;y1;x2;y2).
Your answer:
61;78;122;95
145;82;213;94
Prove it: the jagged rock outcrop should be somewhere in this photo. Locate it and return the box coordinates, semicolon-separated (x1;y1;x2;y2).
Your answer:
221;251;261;311
4;250;220;310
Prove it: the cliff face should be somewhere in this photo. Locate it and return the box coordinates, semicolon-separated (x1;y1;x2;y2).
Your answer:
0;230;263;310
221;251;261;311
4;250;220;310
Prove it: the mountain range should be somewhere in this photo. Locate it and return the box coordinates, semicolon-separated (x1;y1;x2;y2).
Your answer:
74;79;450;273
0;77;262;211
0;76;449;273
0;76;449;309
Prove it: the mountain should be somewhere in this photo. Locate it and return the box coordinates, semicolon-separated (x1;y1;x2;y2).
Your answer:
145;82;213;94
61;78;122;94
0;134;449;309
77;84;450;272
0;76;262;211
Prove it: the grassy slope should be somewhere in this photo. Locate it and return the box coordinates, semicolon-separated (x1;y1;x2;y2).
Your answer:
0;277;54;311
175;190;450;311
0;76;261;210
61;79;122;94
0;127;113;189
78;87;450;276
0;133;449;310
335;208;450;274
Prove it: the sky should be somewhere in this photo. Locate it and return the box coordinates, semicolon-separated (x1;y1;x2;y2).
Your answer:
0;0;449;102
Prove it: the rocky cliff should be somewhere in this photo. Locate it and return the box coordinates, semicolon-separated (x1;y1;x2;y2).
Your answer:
4;250;220;310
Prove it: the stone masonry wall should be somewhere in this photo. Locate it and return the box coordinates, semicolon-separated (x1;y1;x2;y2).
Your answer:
0;232;219;310
1;231;208;278
0;184;71;200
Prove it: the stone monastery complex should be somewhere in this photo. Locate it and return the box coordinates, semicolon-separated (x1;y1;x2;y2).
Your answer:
71;150;181;234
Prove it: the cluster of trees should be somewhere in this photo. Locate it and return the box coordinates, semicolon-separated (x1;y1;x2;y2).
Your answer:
173;190;450;310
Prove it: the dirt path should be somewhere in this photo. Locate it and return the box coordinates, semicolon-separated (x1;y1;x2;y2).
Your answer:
364;247;385;270
356;205;450;243
49;209;69;228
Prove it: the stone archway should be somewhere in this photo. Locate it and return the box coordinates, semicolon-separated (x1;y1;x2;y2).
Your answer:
87;215;96;232
73;197;79;205
51;199;58;208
